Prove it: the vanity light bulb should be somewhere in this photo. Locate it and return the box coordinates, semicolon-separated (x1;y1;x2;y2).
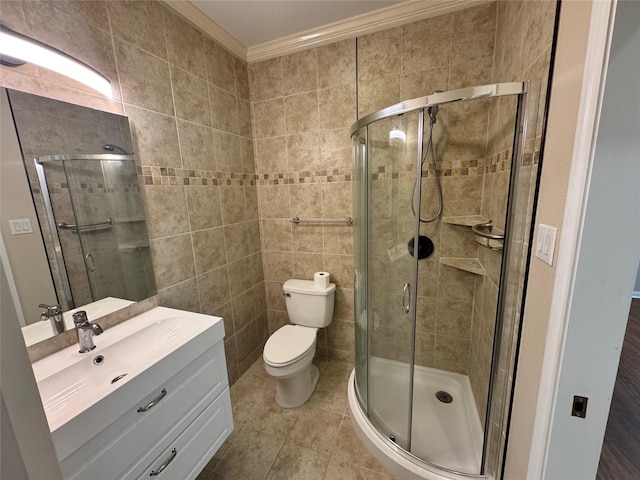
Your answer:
0;30;113;99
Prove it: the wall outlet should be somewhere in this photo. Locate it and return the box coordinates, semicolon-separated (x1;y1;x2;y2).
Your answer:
8;218;33;235
535;224;557;266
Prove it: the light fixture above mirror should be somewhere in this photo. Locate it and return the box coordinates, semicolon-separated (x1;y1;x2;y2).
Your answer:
0;24;113;99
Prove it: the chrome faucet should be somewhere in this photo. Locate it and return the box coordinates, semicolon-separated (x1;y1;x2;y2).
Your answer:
39;303;65;334
73;310;103;353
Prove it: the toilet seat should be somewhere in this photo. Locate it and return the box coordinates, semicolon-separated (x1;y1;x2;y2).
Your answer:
263;325;317;367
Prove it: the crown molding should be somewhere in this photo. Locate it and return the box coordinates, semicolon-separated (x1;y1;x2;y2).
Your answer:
162;0;247;60
247;0;488;62
163;0;487;63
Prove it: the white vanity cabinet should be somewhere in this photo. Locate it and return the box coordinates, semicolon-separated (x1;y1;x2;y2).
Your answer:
41;308;233;480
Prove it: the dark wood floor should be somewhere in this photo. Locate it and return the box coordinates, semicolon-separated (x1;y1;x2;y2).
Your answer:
597;298;640;480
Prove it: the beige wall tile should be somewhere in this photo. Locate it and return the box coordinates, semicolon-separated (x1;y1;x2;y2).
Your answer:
210;85;239;133
253;98;286;138
186;185;223;230
213;130;241;172
114;38;173;115
259;185;290;219
401;14;452;73
107;0;167;58
319;84;356;130
358;27;402;82
164;12;206;79
157;277;200;313
171;66;211;126
249;57;283;101
317;39;356;89
451;3;496;67
150;233;195;290
292;252;324;280
286;132;321;172
324;254;354;289
232;289;257;331
256;137;287;173
124;105;181;167
224;222;250;262
284;92;318;135
143;185;189;238
192;227;226;274
262;219;293;251
234;58;251;100
228;256;254;296
263;251;293;282
219;186;247;224
292;224;324;253
282;49;318;95
198;265;231;313
177;120;215;170
204;37;237;94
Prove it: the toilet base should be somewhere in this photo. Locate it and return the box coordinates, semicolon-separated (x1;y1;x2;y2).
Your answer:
275;364;319;408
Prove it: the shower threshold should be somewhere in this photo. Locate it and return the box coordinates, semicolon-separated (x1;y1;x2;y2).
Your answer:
366;356;483;475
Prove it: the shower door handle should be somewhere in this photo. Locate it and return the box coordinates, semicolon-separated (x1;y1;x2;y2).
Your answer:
402;283;410;314
84;253;96;272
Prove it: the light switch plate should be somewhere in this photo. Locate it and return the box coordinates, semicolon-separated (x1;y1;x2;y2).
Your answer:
8;218;33;235
535;223;557;265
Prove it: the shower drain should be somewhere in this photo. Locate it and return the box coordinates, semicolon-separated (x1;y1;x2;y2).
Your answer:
436;391;453;403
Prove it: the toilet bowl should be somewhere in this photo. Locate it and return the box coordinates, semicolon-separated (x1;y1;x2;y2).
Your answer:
263;278;335;408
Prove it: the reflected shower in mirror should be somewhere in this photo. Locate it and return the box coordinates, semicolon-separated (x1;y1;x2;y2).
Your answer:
0;88;156;346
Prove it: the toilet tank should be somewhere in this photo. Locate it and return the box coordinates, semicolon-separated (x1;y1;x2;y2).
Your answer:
283;279;336;328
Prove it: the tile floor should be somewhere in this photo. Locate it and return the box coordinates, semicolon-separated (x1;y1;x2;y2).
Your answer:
196;357;396;480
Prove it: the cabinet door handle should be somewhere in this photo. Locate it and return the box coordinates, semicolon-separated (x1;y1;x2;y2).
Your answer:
137;388;167;412
149;448;177;476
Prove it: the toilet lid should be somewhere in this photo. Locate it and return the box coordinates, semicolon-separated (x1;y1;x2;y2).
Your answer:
263;325;316;366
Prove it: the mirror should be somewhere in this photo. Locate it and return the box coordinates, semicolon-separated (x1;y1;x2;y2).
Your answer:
0;88;156;346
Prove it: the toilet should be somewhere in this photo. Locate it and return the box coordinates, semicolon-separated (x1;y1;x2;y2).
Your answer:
263;278;336;408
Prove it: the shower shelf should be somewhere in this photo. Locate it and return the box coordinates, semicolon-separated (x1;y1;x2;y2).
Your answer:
439;257;485;276
441;215;488;227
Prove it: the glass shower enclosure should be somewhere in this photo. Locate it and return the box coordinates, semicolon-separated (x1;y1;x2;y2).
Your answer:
351;82;535;478
35;153;155;310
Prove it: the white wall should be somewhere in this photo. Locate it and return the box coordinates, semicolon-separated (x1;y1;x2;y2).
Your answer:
0;261;62;479
543;1;640;477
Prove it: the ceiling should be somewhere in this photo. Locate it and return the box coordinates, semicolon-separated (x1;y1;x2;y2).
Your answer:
190;0;402;48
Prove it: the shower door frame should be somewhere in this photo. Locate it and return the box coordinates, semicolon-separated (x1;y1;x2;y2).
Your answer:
351;82;528;477
34;153;136;309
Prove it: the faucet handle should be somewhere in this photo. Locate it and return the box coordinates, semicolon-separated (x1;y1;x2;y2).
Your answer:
39;303;62;315
73;310;88;324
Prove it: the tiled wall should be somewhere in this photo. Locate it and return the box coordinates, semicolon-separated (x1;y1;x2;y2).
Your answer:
474;1;557;473
357;3;498;376
249;41;357;362
0;0;265;385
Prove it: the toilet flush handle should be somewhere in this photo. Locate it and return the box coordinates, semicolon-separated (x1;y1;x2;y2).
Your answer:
283;292;291;297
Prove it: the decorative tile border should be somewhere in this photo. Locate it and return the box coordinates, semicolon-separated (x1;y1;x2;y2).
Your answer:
138;165;258;187
257;168;352;185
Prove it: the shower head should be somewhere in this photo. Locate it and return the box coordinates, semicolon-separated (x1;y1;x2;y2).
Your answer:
427;90;444;124
102;144;130;155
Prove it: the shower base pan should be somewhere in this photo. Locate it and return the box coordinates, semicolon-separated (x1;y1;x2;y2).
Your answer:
348;357;484;479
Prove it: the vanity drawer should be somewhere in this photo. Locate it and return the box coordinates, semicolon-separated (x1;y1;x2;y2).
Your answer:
60;341;228;480
133;387;232;480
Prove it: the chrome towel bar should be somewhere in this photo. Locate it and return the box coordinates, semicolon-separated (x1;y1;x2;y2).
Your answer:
57;218;113;233
291;216;354;225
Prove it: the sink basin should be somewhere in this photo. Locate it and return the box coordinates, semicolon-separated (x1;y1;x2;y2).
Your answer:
32;307;224;433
